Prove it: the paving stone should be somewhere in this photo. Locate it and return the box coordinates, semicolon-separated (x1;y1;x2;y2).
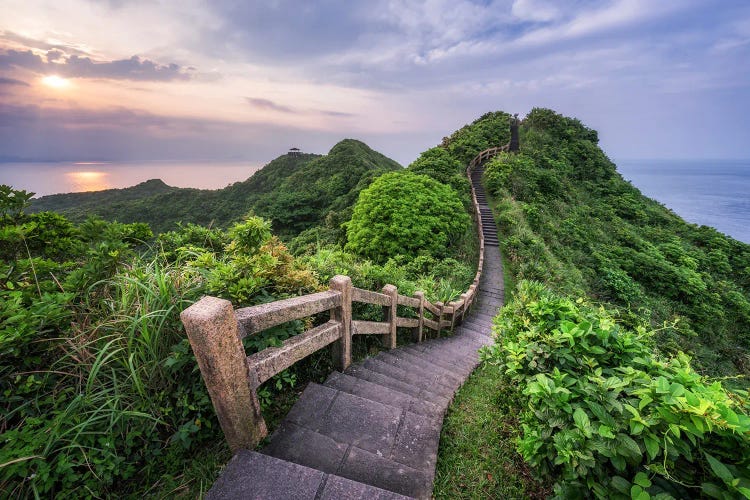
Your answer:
375;351;463;389
391;348;470;378
345;364;450;409
320;475;411;500
285;382;337;426
338;446;433;499
314;389;401;456
362;358;455;399
325;371;442;420
399;346;476;375
262;421;347;474
207;449;324;500
389;410;442;469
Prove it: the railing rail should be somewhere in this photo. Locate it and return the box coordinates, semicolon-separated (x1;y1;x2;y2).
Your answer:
180;146;496;452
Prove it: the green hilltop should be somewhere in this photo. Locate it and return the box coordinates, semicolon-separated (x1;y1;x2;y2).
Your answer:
30;139;402;237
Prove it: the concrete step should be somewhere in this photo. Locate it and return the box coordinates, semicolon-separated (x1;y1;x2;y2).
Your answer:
324;371;443;420
345;364;451;410
375;350;464;389
362;358;456;399
208;449;410;500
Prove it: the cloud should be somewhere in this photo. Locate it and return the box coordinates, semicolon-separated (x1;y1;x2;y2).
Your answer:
245;96;356;118
0;49;192;81
245;97;293;113
511;0;560;22
0;76;29;86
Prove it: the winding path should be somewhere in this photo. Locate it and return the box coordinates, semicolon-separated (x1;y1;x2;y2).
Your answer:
206;163;504;499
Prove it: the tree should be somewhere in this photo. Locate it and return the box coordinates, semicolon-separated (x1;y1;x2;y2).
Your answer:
345;172;470;263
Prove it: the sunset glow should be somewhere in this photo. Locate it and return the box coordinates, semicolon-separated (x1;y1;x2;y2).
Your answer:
65;171;109;192
41;75;71;89
1;1;749;163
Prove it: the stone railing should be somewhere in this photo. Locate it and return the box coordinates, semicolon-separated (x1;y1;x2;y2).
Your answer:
468;144;509;170
180;153;489;452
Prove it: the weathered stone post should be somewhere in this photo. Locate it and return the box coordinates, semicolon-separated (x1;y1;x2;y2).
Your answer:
382;284;398;349
459;293;468;324
436;301;444;334
330;275;352;370
414;291;425;342
449;301;460;331
180;296;267;452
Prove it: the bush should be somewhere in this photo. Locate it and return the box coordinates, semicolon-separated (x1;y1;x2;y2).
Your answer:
345;171;470;263
481;281;750;499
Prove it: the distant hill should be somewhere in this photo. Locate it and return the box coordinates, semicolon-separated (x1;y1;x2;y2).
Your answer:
30;139;402;236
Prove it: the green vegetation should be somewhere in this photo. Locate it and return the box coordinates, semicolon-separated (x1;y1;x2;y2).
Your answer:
482;281;750;498
1;132;481;496
30;139;401;238
484;108;750;381
345;171;470;263
0;186;325;497
7;107;750;498
434;362;550;499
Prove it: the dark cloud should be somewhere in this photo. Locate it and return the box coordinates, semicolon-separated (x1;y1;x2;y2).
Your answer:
0;77;30;86
245;97;293;113
0;49;192;81
244;97;355;118
317;109;355;118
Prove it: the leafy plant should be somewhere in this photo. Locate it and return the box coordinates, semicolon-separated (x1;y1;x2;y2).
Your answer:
482;281;750;499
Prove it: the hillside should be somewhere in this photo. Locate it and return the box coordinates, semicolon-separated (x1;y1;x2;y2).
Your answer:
30;139;402;236
482;108;750;381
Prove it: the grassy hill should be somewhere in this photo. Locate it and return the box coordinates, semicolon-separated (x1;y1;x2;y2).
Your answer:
483;108;750;381
30;139;402;236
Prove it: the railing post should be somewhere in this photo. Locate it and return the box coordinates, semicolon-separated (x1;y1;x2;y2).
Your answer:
459;293;468;324
382;284;398;349
436;301;444;335
180;296;267;452
449;301;460;332
330;275;352;370
414;291;425;342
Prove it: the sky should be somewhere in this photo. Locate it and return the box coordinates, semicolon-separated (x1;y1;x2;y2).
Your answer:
1;0;749;165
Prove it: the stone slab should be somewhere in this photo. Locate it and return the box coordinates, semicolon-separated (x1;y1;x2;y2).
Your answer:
345;364;450;409
320;474;411;500
362;358;455;399
206;449;324;500
315;390;402;457
325;372;442;420
339;446;433;499
262;421;347;474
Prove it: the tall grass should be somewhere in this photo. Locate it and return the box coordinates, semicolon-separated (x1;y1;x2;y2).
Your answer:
2;257;208;497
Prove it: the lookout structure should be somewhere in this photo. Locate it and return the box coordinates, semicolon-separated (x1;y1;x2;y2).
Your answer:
288;147;302;156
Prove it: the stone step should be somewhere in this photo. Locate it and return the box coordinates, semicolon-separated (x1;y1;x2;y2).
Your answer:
324;371;443;420
399;345;477;374
375;350;464;388
362;358;456;399
207;449;411;500
345;364;451;410
393;347;473;377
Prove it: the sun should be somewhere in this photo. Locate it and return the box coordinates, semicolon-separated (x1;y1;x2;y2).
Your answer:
41;75;70;89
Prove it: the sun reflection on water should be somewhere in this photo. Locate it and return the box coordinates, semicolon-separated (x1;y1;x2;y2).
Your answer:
65;171;111;192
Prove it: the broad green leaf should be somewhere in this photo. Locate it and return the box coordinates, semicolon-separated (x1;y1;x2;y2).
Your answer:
639;396;653;410
704;453;733;484
634;472;652;488
610;476;631;494
655;376;670;394
643;435;659;460
598;424;615;438
574;407;590;431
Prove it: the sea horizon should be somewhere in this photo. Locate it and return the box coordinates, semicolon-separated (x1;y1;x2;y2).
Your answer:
2;157;749;244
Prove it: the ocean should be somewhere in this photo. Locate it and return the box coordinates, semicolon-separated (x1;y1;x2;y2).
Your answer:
615;159;750;244
1;158;748;244
0;160;262;197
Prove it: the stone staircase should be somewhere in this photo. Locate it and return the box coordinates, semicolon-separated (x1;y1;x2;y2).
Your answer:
206;163;504;499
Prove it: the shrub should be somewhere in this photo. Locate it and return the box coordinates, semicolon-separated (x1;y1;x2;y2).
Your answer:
481;281;750;499
345;171;470;263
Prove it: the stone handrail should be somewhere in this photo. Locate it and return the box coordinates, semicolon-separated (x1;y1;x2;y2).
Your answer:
180;149;492;452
